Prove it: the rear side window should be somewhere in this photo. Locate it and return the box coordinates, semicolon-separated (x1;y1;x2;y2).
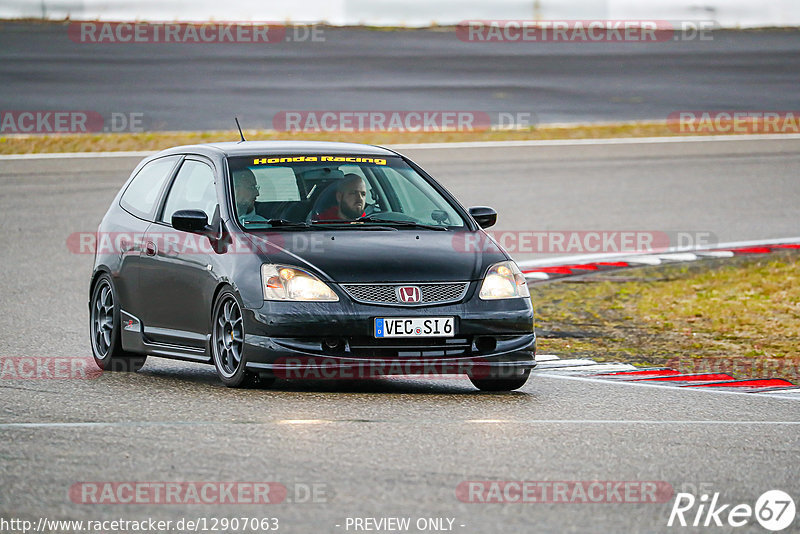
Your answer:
120;156;180;220
160;160;217;224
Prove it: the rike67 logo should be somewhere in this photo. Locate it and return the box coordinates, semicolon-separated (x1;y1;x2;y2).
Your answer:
668;489;795;531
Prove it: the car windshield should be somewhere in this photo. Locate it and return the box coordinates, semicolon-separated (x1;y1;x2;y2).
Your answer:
227;154;466;230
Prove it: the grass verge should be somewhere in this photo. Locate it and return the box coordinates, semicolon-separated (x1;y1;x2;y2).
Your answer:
530;250;800;382
0;121;790;155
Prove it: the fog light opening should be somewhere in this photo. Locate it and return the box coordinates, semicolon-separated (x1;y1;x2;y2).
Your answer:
475;336;497;353
323;337;344;351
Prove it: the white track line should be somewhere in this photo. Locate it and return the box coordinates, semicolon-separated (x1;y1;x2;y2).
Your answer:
695;251;735;258
466;420;800;425
2;134;800;160
0;150;154;160
0;419;797;429
657;253;698;261
535;359;606;368
535;363;638;373
391;133;800;150
618;256;663;265
525;272;550;280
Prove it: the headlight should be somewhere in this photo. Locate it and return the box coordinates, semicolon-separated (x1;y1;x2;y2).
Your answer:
479;261;530;300
261;264;339;302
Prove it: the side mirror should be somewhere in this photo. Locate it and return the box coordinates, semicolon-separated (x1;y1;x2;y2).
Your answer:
172;209;209;233
468;206;497;229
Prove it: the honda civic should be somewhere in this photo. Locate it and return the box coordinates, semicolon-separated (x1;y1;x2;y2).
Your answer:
89;141;535;391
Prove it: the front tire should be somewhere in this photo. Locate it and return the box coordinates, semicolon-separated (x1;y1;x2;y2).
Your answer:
89;274;146;372
469;368;530;392
211;289;260;388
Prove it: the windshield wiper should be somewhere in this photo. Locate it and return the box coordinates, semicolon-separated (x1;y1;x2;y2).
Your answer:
243;218;310;228
353;216;448;231
309;219;397;230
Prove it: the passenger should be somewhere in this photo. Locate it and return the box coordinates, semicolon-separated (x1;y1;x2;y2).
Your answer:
233;168;268;223
316;173;367;221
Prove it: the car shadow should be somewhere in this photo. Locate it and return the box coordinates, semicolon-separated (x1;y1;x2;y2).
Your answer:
131;360;532;396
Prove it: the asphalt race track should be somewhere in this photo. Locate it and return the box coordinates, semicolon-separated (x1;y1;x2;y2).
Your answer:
1;23;800;128
401;136;800;262
0;138;798;532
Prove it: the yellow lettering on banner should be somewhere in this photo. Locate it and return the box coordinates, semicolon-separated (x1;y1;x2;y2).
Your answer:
252;155;386;165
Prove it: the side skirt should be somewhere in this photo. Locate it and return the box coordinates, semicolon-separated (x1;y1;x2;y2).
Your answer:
120;310;212;364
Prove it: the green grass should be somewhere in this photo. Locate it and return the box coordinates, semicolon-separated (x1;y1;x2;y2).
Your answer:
0;120;790;155
531;251;800;381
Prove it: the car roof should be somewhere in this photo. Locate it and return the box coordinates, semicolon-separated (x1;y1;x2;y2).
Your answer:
155;140;398;158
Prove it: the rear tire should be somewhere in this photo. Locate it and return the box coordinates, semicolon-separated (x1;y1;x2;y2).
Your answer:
211;288;260;388
89;274;147;372
469;368;530;392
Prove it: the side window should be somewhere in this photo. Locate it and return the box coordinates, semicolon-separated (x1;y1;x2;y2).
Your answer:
379;167;464;227
119;156;180;220
382;167;439;213
160;160;217;224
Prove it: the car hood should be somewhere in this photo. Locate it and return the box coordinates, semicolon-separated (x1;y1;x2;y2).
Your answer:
242;229;508;283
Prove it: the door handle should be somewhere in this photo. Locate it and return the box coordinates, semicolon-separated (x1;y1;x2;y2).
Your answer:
145;241;157;256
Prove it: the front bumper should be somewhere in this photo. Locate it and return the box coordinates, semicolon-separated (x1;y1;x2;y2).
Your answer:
241;294;535;376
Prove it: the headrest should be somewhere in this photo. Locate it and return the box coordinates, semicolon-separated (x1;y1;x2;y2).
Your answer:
297;167;345;181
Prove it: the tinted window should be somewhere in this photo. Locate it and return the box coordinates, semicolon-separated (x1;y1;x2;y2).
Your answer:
227;155;465;229
160;160;217;224
250;166;301;201
119;156;180;220
380;167;451;225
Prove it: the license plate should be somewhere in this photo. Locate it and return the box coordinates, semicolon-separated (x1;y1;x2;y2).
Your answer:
374;317;455;338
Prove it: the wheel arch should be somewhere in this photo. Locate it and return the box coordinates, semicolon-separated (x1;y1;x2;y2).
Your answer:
210;281;235;318
88;267;113;307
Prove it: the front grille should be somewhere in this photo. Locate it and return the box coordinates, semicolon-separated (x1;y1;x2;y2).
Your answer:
341;282;469;306
347;336;473;358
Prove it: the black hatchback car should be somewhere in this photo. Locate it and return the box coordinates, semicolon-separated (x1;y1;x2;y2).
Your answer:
89;141;535;391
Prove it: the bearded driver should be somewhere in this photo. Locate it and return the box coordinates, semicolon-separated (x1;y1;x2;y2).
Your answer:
316;173;367;221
